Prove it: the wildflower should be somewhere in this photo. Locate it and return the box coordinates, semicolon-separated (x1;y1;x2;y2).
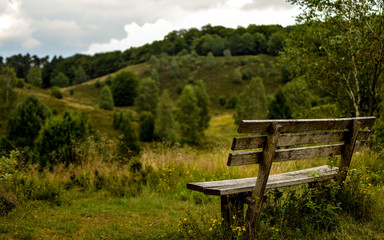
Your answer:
209;228;213;231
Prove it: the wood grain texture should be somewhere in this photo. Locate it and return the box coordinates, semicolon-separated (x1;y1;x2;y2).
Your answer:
228;142;365;166
339;120;361;179
187;165;339;196
237;117;375;133
231;130;371;150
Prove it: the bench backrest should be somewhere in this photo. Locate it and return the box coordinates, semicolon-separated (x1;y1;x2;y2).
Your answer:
228;117;376;167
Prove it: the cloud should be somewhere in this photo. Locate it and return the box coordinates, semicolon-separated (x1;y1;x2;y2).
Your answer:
85;19;173;55
0;0;40;49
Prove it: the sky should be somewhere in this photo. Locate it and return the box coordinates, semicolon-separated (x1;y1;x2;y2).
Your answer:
0;0;300;58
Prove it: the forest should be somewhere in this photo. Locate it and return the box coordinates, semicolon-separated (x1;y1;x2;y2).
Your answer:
0;0;384;239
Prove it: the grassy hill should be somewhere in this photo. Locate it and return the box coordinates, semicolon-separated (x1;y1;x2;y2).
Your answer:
1;54;283;138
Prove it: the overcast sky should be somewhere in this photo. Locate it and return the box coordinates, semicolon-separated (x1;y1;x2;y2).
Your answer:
0;0;300;58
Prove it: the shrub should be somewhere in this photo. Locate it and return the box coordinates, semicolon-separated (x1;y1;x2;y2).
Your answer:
50;86;63;99
99;85;114;110
155;90;177;143
134;78;158;115
36;111;92;166
6;94;51;147
226;95;239;109
111;71;139;106
116;113;140;160
51;72;69;87
219;95;226;106
94;79;101;88
16;78;24;88
139;111;154;142
232;68;242;84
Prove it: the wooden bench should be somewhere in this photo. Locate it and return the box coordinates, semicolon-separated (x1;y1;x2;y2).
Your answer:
187;117;376;232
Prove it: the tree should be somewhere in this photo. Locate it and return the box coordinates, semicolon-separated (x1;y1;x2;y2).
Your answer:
99;85;114;110
223;49;232;65
150;68;159;86
170;58;179;79
134;78;159;115
155;90;177;142
267;31;285;56
50;86;63;99
234;77;267;124
51;72;69;87
117;113;140;159
27;66;42;87
73;66;89;84
267;89;293;119
176;85;201;143
283;0;384;117
139;111;154;142
194;80;211;131
206;52;215;68
0;67;18;119
111;71;139;106
6;94;51;147
36;111;92;166
149;55;159;70
232;68;242;84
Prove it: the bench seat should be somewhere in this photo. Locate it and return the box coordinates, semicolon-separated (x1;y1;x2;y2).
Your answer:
187;165;338;196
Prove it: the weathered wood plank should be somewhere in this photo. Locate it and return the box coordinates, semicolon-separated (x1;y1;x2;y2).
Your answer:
187;165;338;196
237;117;376;133
339;120;361;180
231;130;371;150
228;142;365;166
248;123;281;230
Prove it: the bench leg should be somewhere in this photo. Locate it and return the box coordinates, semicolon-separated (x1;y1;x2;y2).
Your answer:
221;193;248;227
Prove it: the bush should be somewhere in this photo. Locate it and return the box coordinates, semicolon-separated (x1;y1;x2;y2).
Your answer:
94;79;101;88
16;78;24;88
111;71;139;106
6;94;51;147
36;111;92;166
139;111;154;142
226;95;239;109
99;85;114;110
50;86;63;99
219;95;227;106
116;113;140;160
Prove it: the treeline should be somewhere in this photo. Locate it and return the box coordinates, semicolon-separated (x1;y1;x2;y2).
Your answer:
0;24;291;88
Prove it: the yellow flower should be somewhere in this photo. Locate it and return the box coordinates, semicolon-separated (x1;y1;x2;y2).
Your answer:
209;228;213;231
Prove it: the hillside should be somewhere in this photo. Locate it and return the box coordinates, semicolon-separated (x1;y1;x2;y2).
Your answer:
1;54;283;138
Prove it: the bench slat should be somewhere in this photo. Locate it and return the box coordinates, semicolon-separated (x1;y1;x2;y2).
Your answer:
238;117;376;133
187;165;338;196
228;141;365;166
232;130;371;150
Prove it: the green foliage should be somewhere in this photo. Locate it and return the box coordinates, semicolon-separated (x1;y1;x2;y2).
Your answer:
232;68;242;84
113;112;124;130
6;94;51;147
73;66;89;84
135;78;159;115
50;86;63;99
226;95;239;109
258;63;266;77
281;77;312;118
99;85;114;110
155;90;177;143
27;66;42;87
223;49;232;65
149;55;159;70
150;68;159;86
139;111;154;142
94;79;101;88
218;95;226;106
206;52;215;68
234;77;267;124
0;67;18;120
51;72;69;87
111;71;139;106
36;111;92;166
267;31;285;56
15;78;24;88
241;68;252;80
283;0;384;116
267;89;292;119
116;113;140;159
177;85;201;143
105;75;112;86
170;58;179;79
194;80;211;131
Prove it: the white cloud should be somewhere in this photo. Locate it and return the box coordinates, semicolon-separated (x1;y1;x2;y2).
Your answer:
85;19;173;55
0;0;40;48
